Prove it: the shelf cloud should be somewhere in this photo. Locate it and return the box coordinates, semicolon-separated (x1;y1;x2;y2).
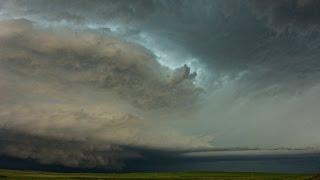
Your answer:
1;0;320;170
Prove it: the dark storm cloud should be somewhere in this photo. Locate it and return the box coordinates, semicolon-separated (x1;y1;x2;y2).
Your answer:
248;0;320;34
136;0;320;93
0;0;156;24
0;19;211;168
2;0;320;170
0;130;134;169
0;19;200;109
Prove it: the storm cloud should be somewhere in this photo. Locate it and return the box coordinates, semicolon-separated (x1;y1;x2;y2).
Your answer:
0;19;209;168
1;0;320;170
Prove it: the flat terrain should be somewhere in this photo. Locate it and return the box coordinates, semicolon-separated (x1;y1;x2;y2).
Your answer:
0;169;316;179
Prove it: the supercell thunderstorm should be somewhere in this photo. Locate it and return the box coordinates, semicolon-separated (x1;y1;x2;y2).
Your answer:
1;0;320;169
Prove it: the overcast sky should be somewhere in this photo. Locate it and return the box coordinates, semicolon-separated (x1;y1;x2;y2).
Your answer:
1;0;320;170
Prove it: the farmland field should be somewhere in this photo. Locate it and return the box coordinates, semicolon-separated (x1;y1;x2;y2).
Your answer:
0;169;315;179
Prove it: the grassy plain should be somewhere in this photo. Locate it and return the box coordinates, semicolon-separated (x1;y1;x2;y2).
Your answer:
0;169;316;179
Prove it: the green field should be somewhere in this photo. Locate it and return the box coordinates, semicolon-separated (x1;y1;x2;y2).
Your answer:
0;169;316;180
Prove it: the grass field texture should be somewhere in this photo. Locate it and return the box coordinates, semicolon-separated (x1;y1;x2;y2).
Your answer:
0;169;317;179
